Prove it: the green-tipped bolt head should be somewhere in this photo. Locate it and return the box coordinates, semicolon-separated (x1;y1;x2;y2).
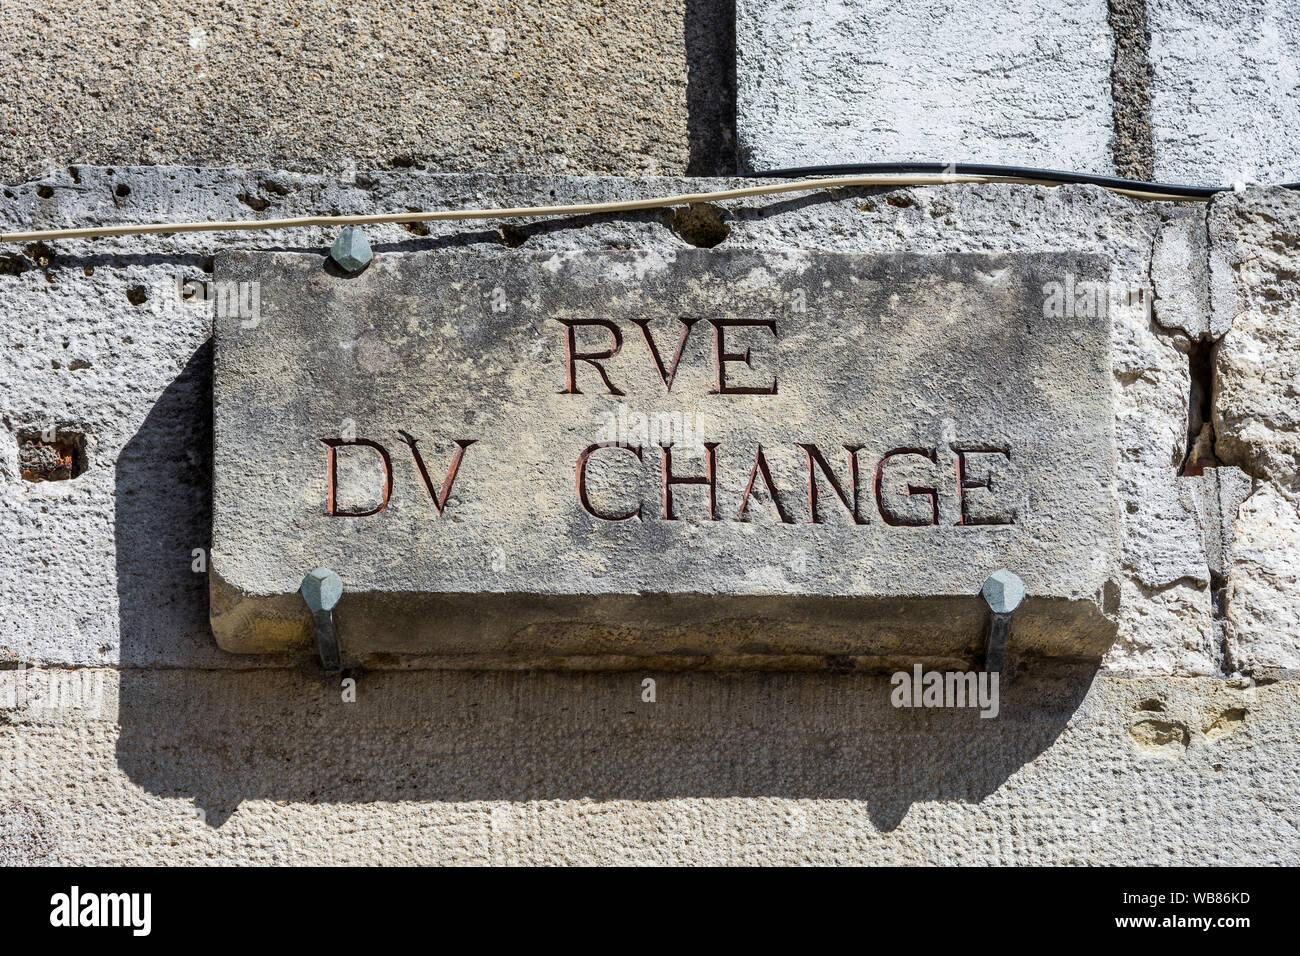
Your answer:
330;226;372;272
300;567;343;613
981;569;1025;615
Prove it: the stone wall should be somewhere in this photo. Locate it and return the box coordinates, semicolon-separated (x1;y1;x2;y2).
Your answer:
2;2;1298;864
736;0;1300;184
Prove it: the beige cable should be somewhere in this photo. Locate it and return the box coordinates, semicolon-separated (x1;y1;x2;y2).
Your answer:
0;173;1202;244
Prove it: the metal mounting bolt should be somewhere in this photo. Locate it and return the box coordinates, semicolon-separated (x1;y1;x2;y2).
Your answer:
329;226;372;273
981;568;1024;673
300;567;343;672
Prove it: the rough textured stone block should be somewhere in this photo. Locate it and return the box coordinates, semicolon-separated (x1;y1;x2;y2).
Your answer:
1210;188;1300;672
735;0;1114;173
0;0;737;182
5;668;1292;864
211;248;1119;666
1149;0;1300;185
1224;483;1300;673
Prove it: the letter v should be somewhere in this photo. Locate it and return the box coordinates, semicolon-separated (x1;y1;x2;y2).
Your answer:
632;318;698;391
398;433;476;515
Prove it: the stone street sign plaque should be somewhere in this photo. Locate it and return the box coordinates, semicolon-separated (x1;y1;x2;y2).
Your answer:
210;249;1119;667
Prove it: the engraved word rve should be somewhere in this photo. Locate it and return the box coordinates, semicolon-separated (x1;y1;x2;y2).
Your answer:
320;316;1015;528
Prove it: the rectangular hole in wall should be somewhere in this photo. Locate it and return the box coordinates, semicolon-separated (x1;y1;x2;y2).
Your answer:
1180;338;1217;476
17;429;86;482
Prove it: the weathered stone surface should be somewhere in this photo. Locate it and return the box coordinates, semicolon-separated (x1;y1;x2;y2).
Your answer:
0;0;738;182
0;166;1276;865
211;248;1119;665
0;168;1209;673
1186;467;1253;581
1149;0;1300;185
1212;190;1300;495
735;0;1114;172
1225;484;1300;673
1151;211;1214;339
1209;188;1300;672
2;667;1295;864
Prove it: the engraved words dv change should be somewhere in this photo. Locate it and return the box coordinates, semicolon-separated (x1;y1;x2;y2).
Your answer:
321;312;1017;529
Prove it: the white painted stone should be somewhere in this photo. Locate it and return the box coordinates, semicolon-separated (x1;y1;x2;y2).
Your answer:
736;0;1115;173
1149;0;1300;185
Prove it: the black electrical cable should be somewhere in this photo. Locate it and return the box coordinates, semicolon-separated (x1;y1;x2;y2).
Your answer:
748;162;1300;199
10;162;1300;244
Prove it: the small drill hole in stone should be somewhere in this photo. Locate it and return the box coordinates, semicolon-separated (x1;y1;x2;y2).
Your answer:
36;185;54;199
126;286;149;306
670;202;730;248
25;242;55;269
499;224;529;248
114;183;131;198
17;430;86;481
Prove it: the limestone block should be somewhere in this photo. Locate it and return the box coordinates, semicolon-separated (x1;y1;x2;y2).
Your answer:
1149;0;1300;185
211;248;1120;666
736;0;1114;173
